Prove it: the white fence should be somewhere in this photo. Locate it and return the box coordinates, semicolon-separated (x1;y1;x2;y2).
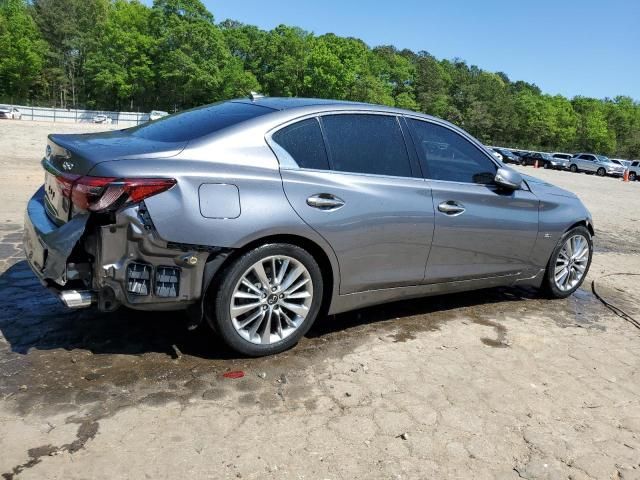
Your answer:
11;105;150;127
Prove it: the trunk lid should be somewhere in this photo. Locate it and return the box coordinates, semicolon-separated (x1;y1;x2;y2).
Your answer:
43;130;186;225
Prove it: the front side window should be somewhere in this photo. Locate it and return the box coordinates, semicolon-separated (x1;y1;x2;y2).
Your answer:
407;119;497;184
320;114;412;177
272;118;329;170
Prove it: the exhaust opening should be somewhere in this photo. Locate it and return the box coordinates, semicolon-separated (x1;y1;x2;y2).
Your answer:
59;290;96;309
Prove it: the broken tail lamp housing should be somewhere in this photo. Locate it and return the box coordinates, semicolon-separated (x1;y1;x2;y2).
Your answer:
126;263;180;298
70;177;176;212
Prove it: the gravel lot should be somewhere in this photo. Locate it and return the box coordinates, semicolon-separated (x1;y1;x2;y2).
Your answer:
1;121;639;479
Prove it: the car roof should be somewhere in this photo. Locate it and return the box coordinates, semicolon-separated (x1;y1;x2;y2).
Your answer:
231;97;371;111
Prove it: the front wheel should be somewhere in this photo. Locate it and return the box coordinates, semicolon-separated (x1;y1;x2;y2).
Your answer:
542;226;593;299
597;167;606;177
569;164;578;173
209;243;324;357
630;172;637;181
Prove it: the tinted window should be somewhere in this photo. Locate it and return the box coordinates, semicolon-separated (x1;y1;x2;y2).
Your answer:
129;101;273;142
408;119;497;184
632;161;639;167
321;114;412;177
272;118;329;170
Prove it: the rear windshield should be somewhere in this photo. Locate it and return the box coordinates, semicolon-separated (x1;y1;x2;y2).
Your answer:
129;102;273;142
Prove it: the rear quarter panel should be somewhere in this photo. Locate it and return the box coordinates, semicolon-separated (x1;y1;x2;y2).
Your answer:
87;144;342;300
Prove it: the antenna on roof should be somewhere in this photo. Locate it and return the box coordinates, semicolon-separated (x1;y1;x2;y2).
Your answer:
249;91;265;102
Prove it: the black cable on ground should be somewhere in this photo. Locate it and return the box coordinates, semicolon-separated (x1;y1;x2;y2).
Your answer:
591;273;640;331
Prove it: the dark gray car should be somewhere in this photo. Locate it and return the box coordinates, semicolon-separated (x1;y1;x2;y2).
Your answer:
23;97;595;356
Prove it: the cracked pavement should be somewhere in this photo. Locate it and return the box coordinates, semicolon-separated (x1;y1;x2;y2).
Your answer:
1;122;639;479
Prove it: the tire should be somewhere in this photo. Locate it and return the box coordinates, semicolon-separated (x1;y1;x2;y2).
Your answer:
542;226;593;299
629;172;637;181
209;243;324;357
543;162;550;169
596;168;606;177
569;164;578;173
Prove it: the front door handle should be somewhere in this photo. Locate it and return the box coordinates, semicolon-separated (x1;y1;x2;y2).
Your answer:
307;194;345;211
438;201;466;216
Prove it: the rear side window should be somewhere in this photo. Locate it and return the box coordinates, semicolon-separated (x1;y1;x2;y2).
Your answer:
129;101;273;142
272;118;329;170
407;119;497;184
321;114;412;177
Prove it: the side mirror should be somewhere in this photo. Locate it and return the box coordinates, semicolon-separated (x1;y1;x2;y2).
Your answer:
494;167;523;190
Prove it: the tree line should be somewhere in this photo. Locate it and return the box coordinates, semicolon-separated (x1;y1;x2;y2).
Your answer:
1;0;639;157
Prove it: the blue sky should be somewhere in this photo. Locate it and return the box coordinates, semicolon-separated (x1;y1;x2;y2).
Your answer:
159;0;640;100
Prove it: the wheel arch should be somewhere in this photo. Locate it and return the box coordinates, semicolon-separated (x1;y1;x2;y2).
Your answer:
566;219;595;237
203;233;338;322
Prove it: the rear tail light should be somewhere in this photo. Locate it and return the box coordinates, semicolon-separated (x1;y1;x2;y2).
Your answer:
70;176;176;212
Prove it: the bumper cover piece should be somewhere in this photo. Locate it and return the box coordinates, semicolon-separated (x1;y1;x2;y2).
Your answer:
24;187;88;285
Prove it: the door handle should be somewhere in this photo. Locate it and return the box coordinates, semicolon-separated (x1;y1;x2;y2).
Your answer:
306;194;345;211
438;201;466;216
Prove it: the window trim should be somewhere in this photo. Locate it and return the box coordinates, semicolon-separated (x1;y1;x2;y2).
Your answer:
266;110;422;180
403;114;502;187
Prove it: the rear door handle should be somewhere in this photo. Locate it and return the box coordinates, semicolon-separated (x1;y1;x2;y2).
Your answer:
438;201;466;216
306;194;345;211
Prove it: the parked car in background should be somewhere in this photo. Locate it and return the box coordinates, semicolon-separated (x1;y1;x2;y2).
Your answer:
487;148;503;162
493;148;522;165
519;152;560;168
628;161;639;181
23;97;595;356
0;105;21;120
551;153;573;170
149;110;169;121
568;154;626;177
93;114;113;124
511;150;530;162
610;158;632;169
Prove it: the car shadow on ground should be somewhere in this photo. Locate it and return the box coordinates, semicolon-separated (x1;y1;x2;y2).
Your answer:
0;259;539;360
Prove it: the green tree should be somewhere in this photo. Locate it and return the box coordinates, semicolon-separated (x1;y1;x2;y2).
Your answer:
0;0;47;102
83;0;155;110
32;0;109;106
150;0;256;110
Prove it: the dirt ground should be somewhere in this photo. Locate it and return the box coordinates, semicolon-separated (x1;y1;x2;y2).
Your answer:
0;120;639;480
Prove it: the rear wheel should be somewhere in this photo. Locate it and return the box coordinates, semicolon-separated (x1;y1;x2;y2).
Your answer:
597;167;606;177
569;164;578;173
209;243;323;357
542;226;592;299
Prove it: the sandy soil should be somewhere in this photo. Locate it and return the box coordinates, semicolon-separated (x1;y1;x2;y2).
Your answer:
0;120;639;479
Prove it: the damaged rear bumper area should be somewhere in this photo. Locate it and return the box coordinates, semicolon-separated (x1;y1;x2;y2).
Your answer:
23;187;220;313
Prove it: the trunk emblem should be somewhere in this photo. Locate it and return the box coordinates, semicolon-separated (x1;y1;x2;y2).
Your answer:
62;160;74;171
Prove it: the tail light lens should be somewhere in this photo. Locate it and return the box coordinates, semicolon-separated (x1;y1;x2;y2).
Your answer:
71;177;176;212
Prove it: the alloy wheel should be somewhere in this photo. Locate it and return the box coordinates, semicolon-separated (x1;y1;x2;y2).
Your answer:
553;235;590;292
229;255;313;345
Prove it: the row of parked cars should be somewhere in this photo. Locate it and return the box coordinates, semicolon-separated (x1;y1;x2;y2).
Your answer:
0;105;169;124
92;110;169;124
488;146;639;181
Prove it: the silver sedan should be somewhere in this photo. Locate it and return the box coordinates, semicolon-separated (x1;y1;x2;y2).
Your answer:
24;97;594;356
